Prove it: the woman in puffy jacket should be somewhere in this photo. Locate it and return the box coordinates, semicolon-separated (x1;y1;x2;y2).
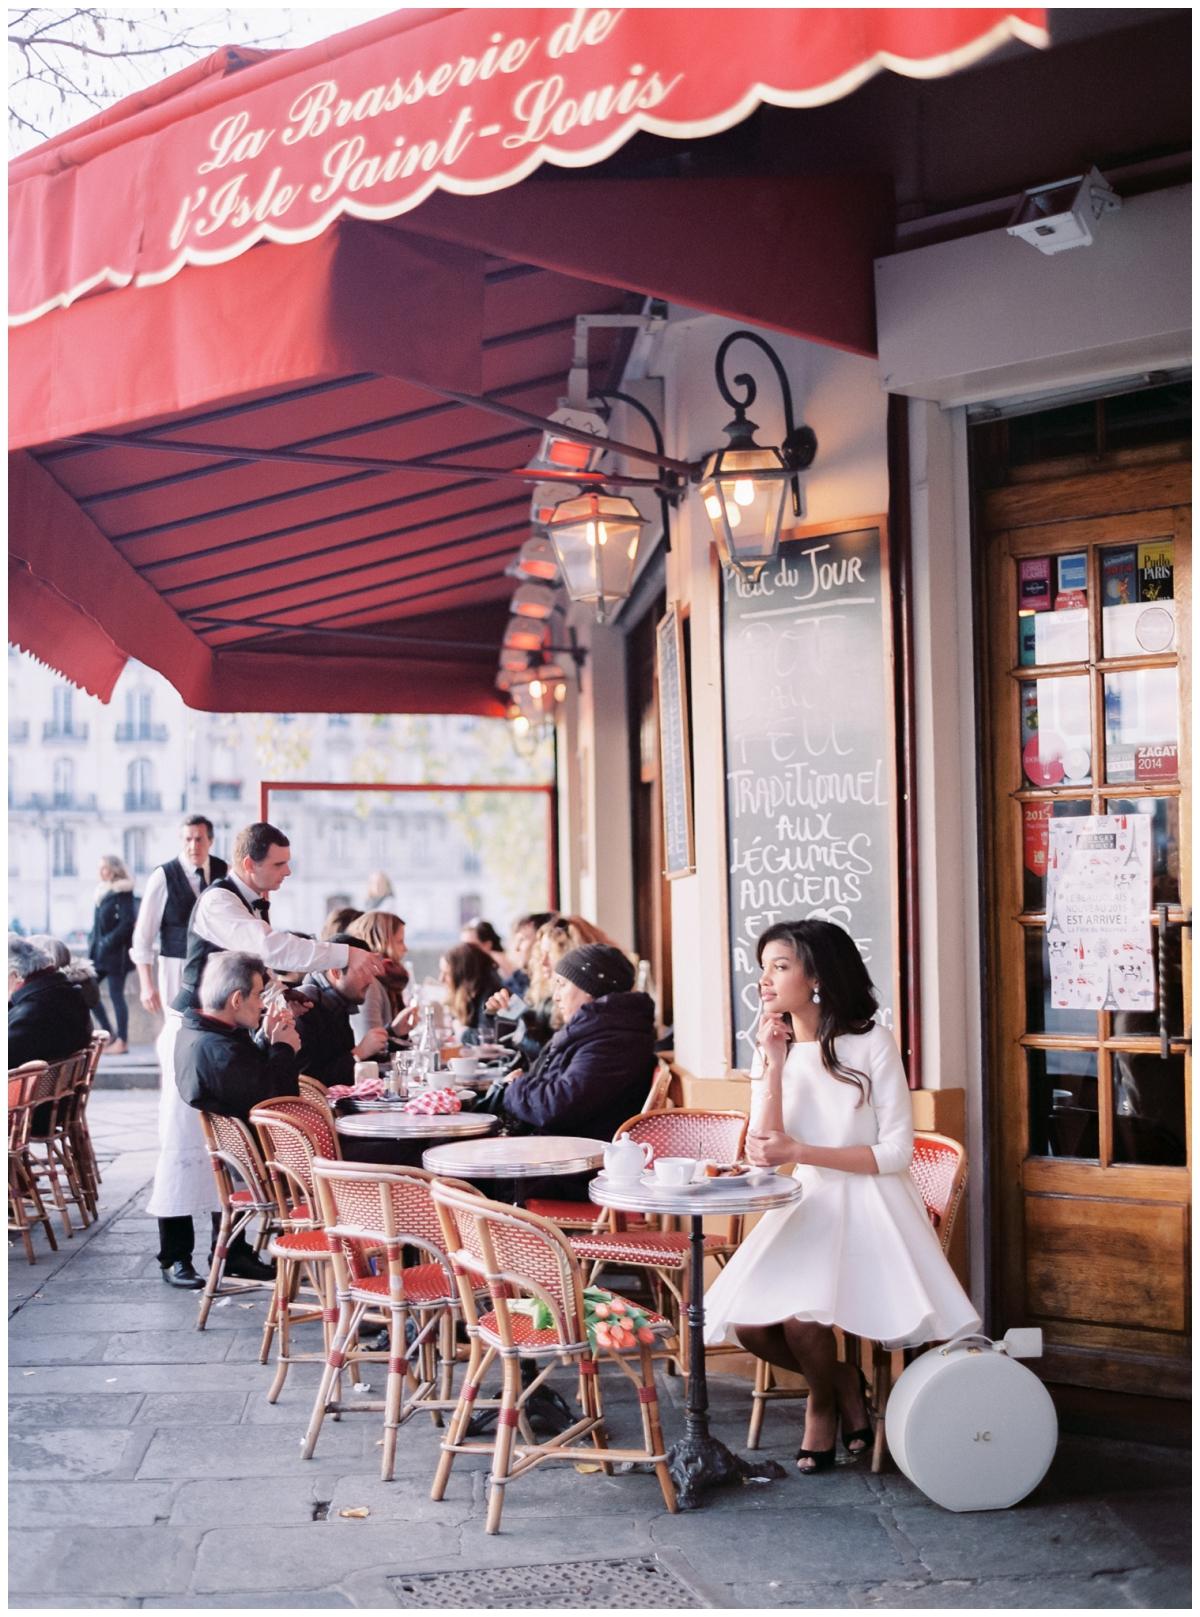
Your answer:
88;855;137;1053
499;943;655;1200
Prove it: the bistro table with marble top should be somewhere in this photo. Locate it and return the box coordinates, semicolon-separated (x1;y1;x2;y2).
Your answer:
589;1168;803;1510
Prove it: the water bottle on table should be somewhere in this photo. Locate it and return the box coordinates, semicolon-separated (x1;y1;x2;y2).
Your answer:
412;1003;440;1089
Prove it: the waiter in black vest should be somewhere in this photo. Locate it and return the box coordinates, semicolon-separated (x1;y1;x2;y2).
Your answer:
147;820;388;1288
130;816;228;1015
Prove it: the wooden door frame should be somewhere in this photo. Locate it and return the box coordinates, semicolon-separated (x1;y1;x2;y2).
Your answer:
976;453;1191;1391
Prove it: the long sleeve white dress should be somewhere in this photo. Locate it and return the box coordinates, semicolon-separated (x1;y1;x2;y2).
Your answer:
703;1023;980;1349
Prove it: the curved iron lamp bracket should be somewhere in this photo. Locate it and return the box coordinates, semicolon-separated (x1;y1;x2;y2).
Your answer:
708;329;817;516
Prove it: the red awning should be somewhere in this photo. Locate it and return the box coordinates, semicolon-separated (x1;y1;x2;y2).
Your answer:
10;7;1048;326
8;7;1048;713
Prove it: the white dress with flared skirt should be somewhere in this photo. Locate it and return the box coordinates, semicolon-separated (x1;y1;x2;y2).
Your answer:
703;1023;980;1349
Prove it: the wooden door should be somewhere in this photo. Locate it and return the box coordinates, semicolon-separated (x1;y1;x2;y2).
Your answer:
981;455;1190;1397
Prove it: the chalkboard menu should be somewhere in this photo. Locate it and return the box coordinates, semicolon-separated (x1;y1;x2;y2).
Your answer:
722;525;896;1066
657;606;695;878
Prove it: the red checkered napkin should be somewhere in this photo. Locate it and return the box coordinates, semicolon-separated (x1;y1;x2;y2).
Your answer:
404;1087;462;1116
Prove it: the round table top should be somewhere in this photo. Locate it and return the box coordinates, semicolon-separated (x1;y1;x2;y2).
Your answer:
335;1110;498;1141
588;1171;803;1216
422;1133;608;1179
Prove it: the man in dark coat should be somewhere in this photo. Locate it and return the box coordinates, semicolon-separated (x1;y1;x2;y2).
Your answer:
169;950;301;1289
8;935;95;1068
297;935;389;1086
500;944;656;1200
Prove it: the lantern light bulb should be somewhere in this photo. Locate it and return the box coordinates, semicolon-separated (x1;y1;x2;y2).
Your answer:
704;494;723;521
726;503;742;529
586;522;597;548
529;679;544;700
733;478;756;507
554;682;567;701
597;523;608;547
513;714;530;735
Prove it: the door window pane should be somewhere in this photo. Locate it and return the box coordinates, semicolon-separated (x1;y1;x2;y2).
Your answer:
1110;924;1185;1040
1102;540;1176;657
1112;1049;1187;1167
1018;552;1088;666
1022;799;1093;911
1025;928;1097;1035
1029;1049;1098;1160
1020;676;1091;787
1104;796;1181;906
1104;668;1179;783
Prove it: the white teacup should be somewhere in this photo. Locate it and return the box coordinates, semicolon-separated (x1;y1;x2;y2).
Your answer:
353;1060;379;1086
448;1056;480;1078
653;1156;699;1186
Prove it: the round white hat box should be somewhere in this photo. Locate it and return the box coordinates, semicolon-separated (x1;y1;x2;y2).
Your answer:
885;1336;1058;1511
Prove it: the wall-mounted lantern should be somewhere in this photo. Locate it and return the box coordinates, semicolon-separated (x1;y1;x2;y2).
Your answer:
544;490;648;624
699;330;817;583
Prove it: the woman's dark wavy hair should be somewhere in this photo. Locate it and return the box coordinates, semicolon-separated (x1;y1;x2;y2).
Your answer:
756;918;878;1104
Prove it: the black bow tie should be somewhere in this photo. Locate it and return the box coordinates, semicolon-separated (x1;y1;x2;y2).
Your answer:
252;898;270;922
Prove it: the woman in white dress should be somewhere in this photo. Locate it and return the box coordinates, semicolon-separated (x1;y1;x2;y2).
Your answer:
704;919;979;1472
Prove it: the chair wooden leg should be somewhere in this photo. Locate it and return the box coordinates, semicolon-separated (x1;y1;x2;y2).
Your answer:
302;1297;360;1460
485;1353;522;1535
197;1209;233;1331
870;1346;896;1474
747;1356;772;1449
432;1338;489;1502
380;1304;408;1482
636;1343;677;1513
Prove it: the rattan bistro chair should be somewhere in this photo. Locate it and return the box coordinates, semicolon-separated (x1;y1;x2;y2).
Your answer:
523;1060;675;1232
302;1159;484;1482
249;1097;344;1402
568;1108;750;1373
745;1130;969;1470
196;1110;307;1330
9;1068;58;1262
24;1049;94;1238
431;1181;678;1534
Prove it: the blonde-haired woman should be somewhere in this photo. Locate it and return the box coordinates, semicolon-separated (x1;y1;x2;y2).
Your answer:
345;910;414;1044
89;854;137;1053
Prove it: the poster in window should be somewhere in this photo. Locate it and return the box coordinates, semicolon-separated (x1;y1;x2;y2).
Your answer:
1045;814;1154;1010
656;606;695;879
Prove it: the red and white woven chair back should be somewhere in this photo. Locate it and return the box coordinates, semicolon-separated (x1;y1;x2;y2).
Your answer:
261;1096;340;1161
617;1108;748;1166
432;1183;583;1348
311;1159;471;1286
909;1132;967;1252
249;1105;321;1215
201;1112;274;1206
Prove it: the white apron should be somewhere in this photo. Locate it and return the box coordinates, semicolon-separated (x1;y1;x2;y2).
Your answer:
144;1012;221;1219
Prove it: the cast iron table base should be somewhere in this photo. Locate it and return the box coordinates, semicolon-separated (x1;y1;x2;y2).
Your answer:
666;1212;786;1509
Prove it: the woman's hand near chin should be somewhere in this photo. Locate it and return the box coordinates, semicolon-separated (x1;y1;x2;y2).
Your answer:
756;1011;791;1069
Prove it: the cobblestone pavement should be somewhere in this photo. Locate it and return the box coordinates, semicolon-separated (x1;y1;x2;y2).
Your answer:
8;1093;1191;1610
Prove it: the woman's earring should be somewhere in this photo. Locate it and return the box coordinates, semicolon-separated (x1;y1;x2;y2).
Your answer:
811;987;821;1005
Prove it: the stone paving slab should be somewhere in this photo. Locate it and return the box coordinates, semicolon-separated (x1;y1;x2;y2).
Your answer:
8;1480;178;1529
9;1526;203;1598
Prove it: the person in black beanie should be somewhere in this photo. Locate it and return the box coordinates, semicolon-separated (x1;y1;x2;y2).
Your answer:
499;943;656;1200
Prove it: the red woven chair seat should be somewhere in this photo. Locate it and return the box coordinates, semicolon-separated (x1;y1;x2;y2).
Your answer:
270;1228;330;1256
477;1297;670;1351
524;1198;604;1222
569;1230;729;1267
347;1263;458;1307
229;1188;311;1219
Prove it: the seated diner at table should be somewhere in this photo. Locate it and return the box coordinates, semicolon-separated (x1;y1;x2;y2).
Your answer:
346;909;414;1044
702;918;980;1474
440;941;504;1047
495;943;654;1201
486;913;619;1067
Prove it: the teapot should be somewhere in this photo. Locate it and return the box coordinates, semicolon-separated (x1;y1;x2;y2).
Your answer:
603;1136;653;1184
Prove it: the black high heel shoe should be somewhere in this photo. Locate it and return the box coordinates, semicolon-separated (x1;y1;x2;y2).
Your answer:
795;1442;836;1474
839;1365;873;1458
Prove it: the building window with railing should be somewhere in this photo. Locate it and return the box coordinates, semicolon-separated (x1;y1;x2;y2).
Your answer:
124;826;148;875
44;683;88;742
125;757;160;812
330;819;349;864
116;686;167;742
52;825;76;877
52;757;74;808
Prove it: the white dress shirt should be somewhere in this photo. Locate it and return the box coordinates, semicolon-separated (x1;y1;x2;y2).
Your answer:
190;872;350;974
130;857;214;1005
